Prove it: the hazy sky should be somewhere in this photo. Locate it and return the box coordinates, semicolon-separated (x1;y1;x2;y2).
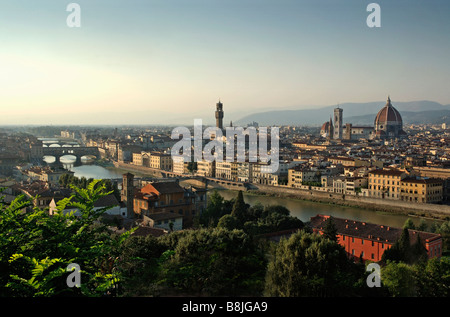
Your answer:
1;0;449;125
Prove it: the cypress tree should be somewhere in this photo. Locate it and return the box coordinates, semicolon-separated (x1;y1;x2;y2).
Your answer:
231;190;248;222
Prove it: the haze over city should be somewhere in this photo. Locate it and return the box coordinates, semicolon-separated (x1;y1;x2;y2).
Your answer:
1;0;449;125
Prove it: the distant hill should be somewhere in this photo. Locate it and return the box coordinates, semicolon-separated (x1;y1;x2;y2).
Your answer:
346;110;450;126
234;100;450;126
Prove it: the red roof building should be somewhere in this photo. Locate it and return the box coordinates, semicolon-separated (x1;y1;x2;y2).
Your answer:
310;214;442;262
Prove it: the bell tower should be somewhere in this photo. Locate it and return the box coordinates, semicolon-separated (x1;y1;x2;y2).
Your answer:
215;100;224;130
333;106;343;140
122;172;134;218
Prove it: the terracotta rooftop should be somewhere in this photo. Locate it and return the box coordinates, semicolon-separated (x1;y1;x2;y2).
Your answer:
310;214;441;244
368;169;405;176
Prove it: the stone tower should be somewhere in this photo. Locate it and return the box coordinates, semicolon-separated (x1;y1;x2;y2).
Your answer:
333;106;343;140
122;172;134;218
215;100;224;130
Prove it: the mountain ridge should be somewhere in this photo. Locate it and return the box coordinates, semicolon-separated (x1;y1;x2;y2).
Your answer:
233;100;450;126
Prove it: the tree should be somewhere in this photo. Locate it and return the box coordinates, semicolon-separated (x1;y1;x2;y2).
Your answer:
196;190;231;227
231;190;248;222
403;218;416;230
381;261;416;297
382;227;428;265
414;257;450;297
117;235;167;296
155;228;266;296
416;219;428;232
217;214;241;230
435;220;450;252
187;161;197;174
265;230;360;297
0;180;131;297
322;217;338;243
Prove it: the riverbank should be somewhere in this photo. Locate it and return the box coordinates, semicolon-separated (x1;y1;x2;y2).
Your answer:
246;185;450;221
103;161;450;222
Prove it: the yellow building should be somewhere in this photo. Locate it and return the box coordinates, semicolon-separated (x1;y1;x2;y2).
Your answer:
288;166;320;188
172;157;189;175
150;152;172;171
400;178;443;203
215;161;238;181
196;160;215;177
368;169;407;200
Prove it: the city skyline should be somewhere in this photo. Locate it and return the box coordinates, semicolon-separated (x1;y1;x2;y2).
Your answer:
1;0;450;125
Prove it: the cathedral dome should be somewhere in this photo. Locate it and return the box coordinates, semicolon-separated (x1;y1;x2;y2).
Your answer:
321;121;330;131
374;97;402;126
374;96;405;138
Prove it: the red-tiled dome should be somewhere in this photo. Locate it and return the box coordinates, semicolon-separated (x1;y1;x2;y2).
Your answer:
373;96;406;139
321;121;330;131
374;97;402;126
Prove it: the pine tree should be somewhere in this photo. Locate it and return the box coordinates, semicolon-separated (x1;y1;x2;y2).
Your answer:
323;217;338;242
231;190;248;223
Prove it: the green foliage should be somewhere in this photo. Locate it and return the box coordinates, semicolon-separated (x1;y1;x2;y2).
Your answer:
434;220;450;252
154;228;267;296
322;217;338;243
117;235;167;296
403;218;416;230
212;191;303;236
187;161;197;174
59;174;121;202
196;190;234;227
381;227;428;265
414;256;450;297
265;230;362;297
381;261;417;297
217;214;241;230
230;190;248;222
0;180;129;297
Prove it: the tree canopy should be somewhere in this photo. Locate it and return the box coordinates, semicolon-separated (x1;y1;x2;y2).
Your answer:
0;180;129;297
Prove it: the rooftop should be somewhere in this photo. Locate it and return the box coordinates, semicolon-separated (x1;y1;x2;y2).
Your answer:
310;214;441;244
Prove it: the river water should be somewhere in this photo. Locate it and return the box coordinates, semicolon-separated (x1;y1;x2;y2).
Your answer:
215;190;440;229
43;155;441;230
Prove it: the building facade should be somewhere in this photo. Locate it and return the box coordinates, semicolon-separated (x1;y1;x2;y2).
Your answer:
310;214;443;262
400;177;443;203
368;169;407;199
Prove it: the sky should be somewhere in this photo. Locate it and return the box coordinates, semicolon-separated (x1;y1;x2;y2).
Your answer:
0;0;449;125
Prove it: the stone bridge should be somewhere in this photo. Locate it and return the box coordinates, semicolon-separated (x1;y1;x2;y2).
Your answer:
42;146;99;164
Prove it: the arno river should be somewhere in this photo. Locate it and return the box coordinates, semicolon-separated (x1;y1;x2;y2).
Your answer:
47;156;441;230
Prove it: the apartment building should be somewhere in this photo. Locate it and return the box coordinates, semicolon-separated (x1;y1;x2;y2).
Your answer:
196;160;215;177
310;214;443;262
150;152;172;171
288;166;320;188
400;177;443;203
133;181;204;228
215;161;238;181
172;156;189;175
368;169;407;199
252;162;280;186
